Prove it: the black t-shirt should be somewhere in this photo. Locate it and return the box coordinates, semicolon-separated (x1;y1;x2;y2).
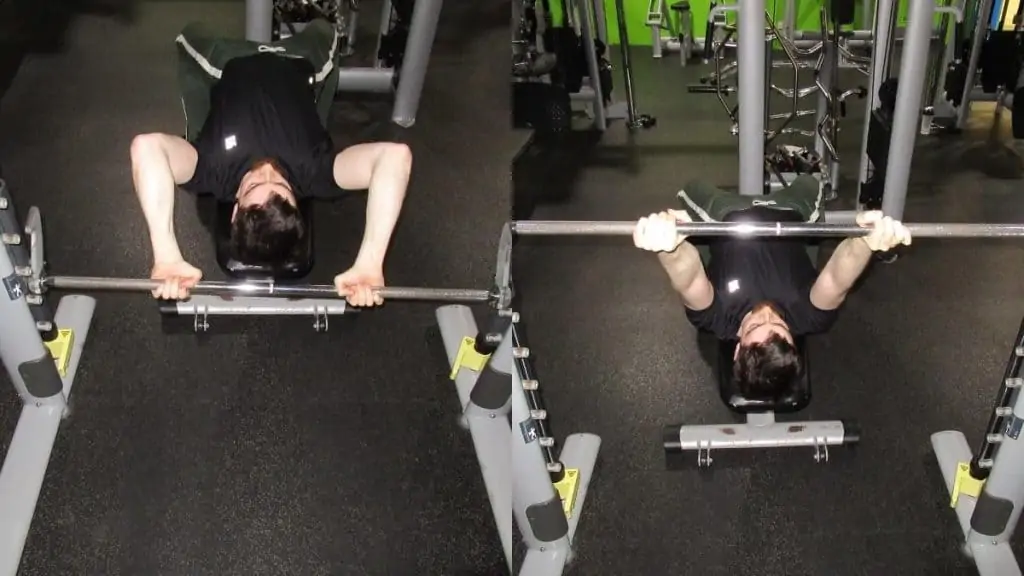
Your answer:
182;53;339;202
686;207;839;340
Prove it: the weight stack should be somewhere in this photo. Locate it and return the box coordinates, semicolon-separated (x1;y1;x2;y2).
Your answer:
512;82;571;133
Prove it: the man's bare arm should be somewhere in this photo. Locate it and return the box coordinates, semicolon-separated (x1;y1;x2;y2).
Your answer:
332;142;412;269
810;212;913;310
657;242;715;310
129;134;197;264
810;238;873;310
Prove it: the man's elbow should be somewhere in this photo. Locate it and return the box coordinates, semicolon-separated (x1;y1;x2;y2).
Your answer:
130;133;164;167
809;273;846;311
678;276;714;311
380;142;412;175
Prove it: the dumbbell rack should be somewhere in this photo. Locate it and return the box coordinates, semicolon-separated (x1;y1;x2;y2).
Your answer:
512;318;601;575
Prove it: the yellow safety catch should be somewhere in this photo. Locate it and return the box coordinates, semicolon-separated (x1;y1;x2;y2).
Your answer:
554;468;581;519
950;461;986;508
449;336;490;380
44;329;75;378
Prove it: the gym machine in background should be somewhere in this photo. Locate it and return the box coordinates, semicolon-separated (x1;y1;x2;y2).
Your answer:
647;0;696;65
648;0;875;68
932;315;1024;576
512;0;655;132
649;0;949;60
272;0;359;55
782;0;875;47
0;177;518;574
854;0;898;210
857;0;961;215
936;0;1024;138
693;0;871;199
245;0;442;127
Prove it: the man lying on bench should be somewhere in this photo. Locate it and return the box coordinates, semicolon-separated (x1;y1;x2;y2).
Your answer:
130;20;410;308
633;177;912;401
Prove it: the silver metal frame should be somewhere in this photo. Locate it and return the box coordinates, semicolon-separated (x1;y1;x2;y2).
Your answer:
162;296;350;333
512;323;601;576
880;0;938;220
737;0;766;197
931;321;1024;575
245;0;442;127
666;411;854;467
436;305;517;572
933;429;1024;575
0;185;97;576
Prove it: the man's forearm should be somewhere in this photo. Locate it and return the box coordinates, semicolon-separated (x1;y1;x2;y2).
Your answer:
819;237;873;296
131;144;182;264
657;241;705;292
354;151;410;268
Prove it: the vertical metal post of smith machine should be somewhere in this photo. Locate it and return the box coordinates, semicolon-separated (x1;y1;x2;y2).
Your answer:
955;0;996;130
246;0;274;42
813;11;841;200
856;0;897;200
738;0;767;196
880;0;937;220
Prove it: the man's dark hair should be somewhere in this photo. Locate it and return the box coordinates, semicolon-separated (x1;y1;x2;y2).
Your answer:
230;195;306;266
733;333;802;401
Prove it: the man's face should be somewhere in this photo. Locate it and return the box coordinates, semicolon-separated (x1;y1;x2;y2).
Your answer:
735;301;793;357
234;159;297;210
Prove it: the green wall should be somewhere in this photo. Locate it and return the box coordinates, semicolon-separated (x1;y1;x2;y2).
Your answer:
553;0;934;46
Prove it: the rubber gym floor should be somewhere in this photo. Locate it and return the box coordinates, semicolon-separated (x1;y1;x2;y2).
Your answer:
0;1;516;574
513;53;1024;573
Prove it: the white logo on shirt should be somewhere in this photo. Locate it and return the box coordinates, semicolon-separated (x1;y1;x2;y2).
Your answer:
727;279;740;293
224;135;237;150
257;45;286;53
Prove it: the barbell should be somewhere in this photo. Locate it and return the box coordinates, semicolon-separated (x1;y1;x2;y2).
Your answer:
510;220;1024;238
42;276;495;304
